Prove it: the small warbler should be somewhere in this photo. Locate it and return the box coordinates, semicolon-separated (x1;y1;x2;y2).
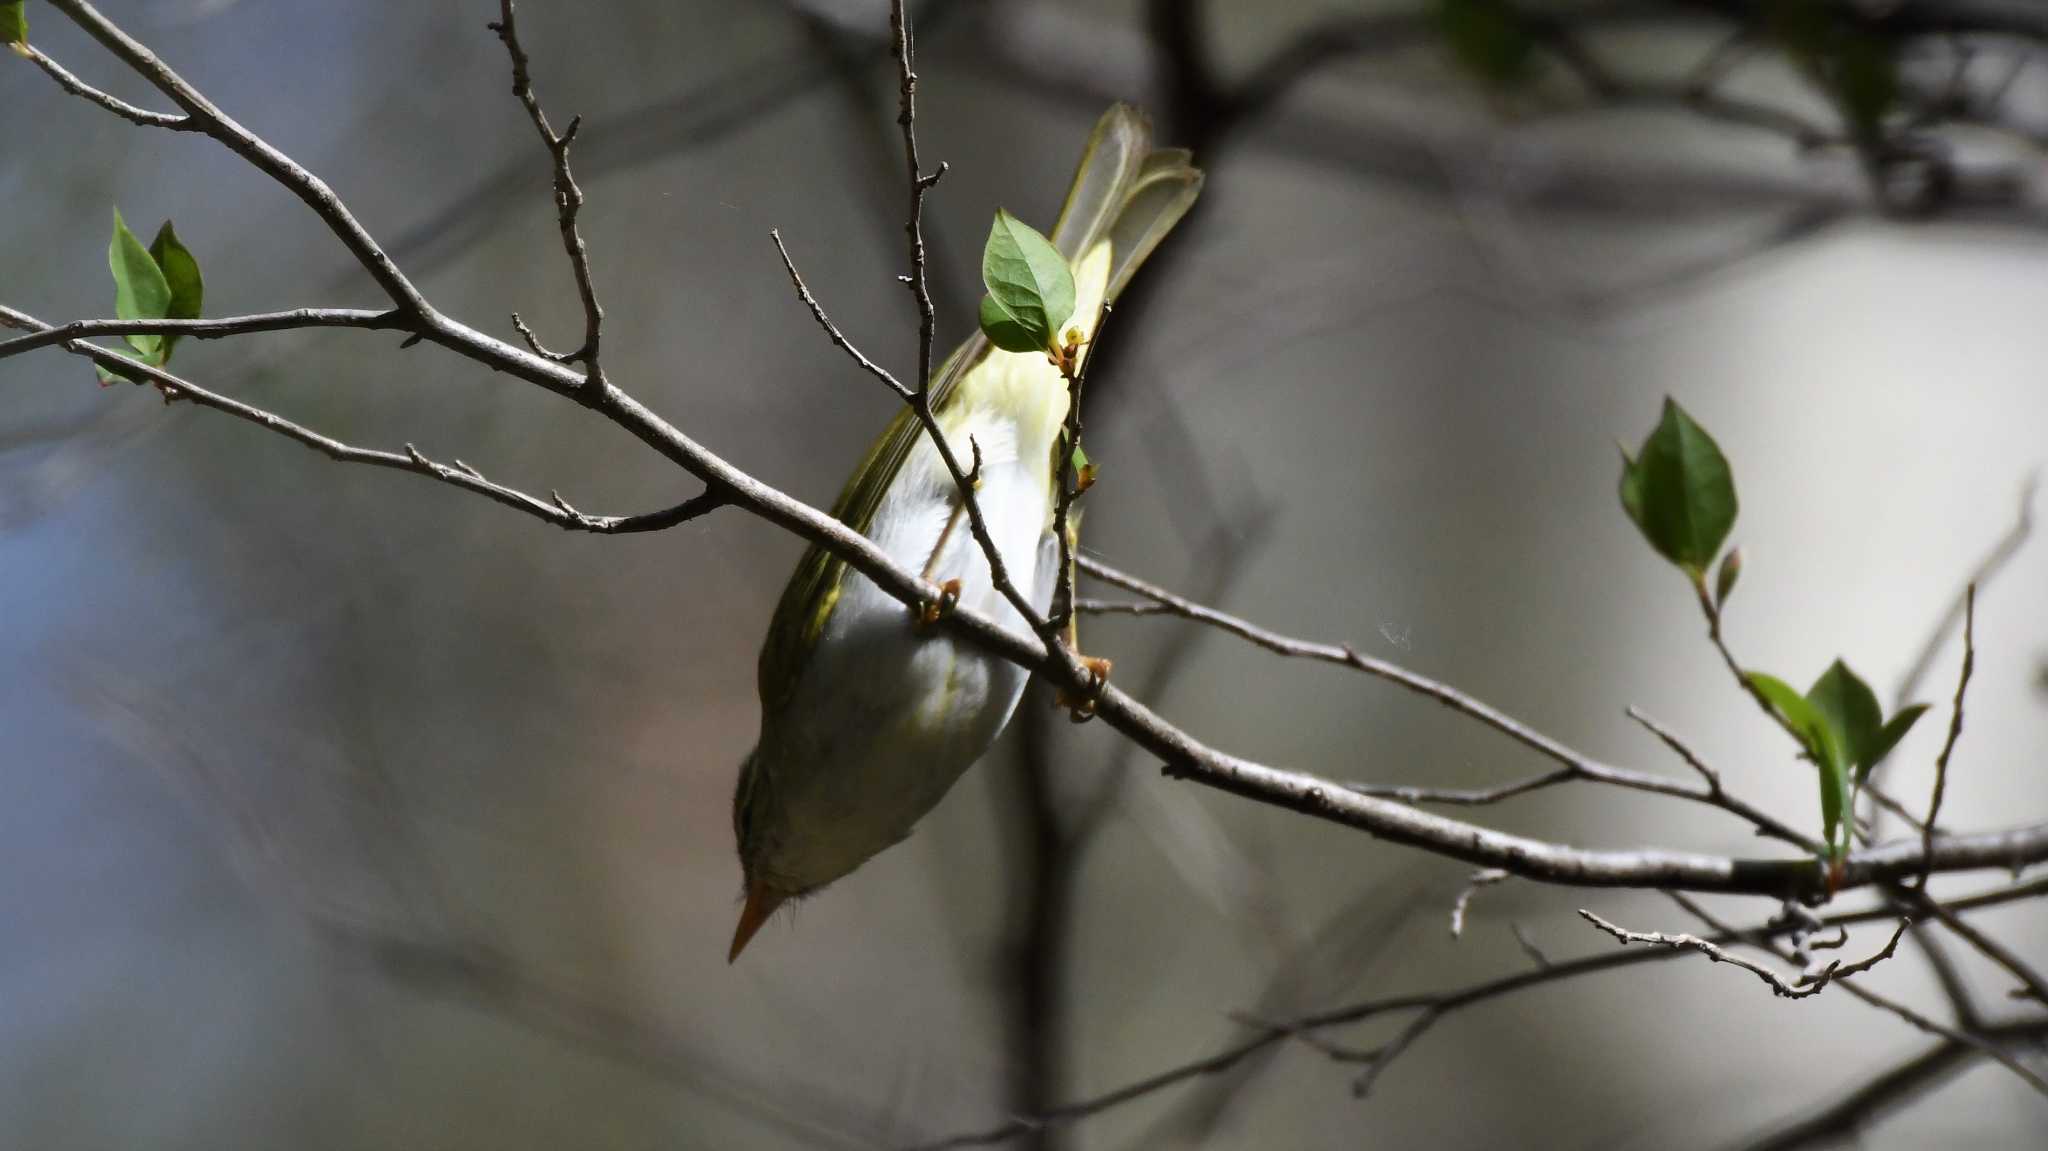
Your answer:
730;105;1201;961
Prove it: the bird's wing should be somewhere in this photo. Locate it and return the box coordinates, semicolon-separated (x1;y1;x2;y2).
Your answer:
756;335;979;715
756;106;1203;713
1049;106;1204;305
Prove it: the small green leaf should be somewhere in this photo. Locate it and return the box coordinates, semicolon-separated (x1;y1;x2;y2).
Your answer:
1749;672;1824;745
979;294;1045;355
1619;397;1738;577
1807;660;1882;772
978;209;1074;355
2;2;27;48
1752;669;1854;855
93;346;148;387
1713;546;1743;609
1435;0;1533;88
1817;742;1850;858
1865;703;1930;779
147;220;203;364
108;208;171;362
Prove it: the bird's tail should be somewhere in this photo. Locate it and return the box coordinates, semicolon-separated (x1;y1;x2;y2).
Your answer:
1048;104;1204;307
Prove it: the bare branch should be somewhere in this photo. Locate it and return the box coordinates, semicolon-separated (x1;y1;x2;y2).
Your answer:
1349;768;1577;808
891;0;941;400
1668;892;2048;1098
1449;868;1511;939
17;42;190;128
509;311;578;364
1082;553;1818;850
769;230;914;400
0;305;722;534
1921;584;1976;885
1625;706;1722;791
1895;885;2048;1007
916;877;2048;1149
489;0;606;387
1509;922;1552;969
1348;1009;1439;1098
1075;598;1176;618
1907;923;1985;1030
1044;308;1105;638
1576;906;1907;1000
0;307;405;361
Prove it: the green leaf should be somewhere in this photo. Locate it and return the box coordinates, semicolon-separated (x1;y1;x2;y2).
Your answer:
1866;703;1930;778
93;346;148;387
978;209;1074;355
979;294;1044;355
1817;741;1850;858
1;2;26;47
147;220;203;364
108;208;171;362
1806;660;1882;773
1619;397;1738;577
1435;0;1533;88
1748;672;1826;747
1749;669;1851;851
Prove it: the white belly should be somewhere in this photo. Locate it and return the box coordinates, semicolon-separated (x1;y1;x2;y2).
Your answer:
751;396;1062;893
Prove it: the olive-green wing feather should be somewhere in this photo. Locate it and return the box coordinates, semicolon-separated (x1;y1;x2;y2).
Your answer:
757;337;982;713
756;105;1203;713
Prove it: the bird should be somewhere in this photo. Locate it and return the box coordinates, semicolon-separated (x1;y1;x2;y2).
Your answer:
729;105;1202;961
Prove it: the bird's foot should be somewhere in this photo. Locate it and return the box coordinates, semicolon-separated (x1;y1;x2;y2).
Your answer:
914;578;962;631
1053;652;1112;722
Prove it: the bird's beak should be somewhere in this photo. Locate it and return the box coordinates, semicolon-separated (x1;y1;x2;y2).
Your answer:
728;882;787;963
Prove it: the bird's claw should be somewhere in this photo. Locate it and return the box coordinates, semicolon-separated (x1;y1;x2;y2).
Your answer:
915;578;962;631
1054;654;1112;722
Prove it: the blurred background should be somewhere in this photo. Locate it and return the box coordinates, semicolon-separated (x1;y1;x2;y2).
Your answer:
3;1;2046;1147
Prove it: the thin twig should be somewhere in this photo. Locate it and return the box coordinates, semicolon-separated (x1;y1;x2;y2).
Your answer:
489;1;606;388
1044;309;1103;637
509;311;578;364
1576;907;1906;1000
17;43;190;129
1075;598;1176;618
1921;584;1976;886
1896;885;2048;1007
1908;923;1984;1031
1509;922;1552;969
1449;868;1510;939
892;0;942;402
1349;769;1577;808
0;308;406;360
1669;892;2048;1098
911;877;2048;1150
1625;706;1721;791
1349;1010;1438;1098
0;305;722;533
1082;553;1819;851
769;230;913;401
